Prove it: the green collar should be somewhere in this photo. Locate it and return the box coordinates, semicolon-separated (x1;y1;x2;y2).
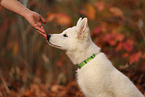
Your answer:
77;54;96;69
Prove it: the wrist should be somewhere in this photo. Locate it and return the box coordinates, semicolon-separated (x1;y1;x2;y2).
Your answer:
20;8;32;18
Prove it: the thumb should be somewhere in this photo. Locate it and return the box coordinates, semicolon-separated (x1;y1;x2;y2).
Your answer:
40;16;47;24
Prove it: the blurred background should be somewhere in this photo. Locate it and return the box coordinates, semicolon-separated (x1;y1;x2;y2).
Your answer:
0;0;145;96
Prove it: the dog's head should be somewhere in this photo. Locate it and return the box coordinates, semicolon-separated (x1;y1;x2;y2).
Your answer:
47;18;91;51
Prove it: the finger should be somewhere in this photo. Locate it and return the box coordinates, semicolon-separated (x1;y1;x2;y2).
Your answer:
33;24;46;34
37;27;46;34
40;26;46;33
40;16;47;24
36;28;45;35
37;30;47;39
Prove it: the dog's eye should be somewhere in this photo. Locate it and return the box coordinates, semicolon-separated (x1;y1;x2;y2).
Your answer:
63;34;68;37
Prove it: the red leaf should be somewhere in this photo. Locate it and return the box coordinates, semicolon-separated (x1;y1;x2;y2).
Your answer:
55;13;72;26
109;6;124;17
46;12;56;22
93;27;101;35
122;53;129;58
80;4;96;20
129;51;142;64
94;1;106;11
100;22;107;33
35;69;41;76
114;33;124;42
142;53;145;59
56;61;63;67
123;39;134;52
105;34;117;46
46;12;72;26
116;42;123;51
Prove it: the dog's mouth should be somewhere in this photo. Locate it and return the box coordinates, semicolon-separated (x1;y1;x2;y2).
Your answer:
46;40;62;49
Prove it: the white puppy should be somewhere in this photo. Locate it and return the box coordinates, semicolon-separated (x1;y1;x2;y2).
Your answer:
47;18;144;97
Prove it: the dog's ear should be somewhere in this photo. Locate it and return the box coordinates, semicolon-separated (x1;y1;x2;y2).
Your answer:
76;17;82;27
77;18;88;39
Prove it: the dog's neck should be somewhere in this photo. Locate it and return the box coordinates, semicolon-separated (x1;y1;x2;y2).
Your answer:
66;42;100;65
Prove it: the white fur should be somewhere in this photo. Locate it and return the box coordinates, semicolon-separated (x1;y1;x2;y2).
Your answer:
48;18;144;97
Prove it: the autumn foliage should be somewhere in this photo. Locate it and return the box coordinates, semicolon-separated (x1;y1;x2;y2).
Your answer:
0;0;145;96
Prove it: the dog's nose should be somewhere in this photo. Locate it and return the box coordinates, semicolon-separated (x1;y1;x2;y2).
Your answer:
47;34;51;41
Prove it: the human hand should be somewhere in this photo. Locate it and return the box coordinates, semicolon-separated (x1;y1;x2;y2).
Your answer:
24;11;47;37
0;0;47;38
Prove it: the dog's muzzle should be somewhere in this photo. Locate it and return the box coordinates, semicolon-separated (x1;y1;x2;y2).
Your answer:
47;34;51;41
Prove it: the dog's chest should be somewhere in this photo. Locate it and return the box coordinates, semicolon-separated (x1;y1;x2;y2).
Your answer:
76;58;114;96
76;63;107;94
